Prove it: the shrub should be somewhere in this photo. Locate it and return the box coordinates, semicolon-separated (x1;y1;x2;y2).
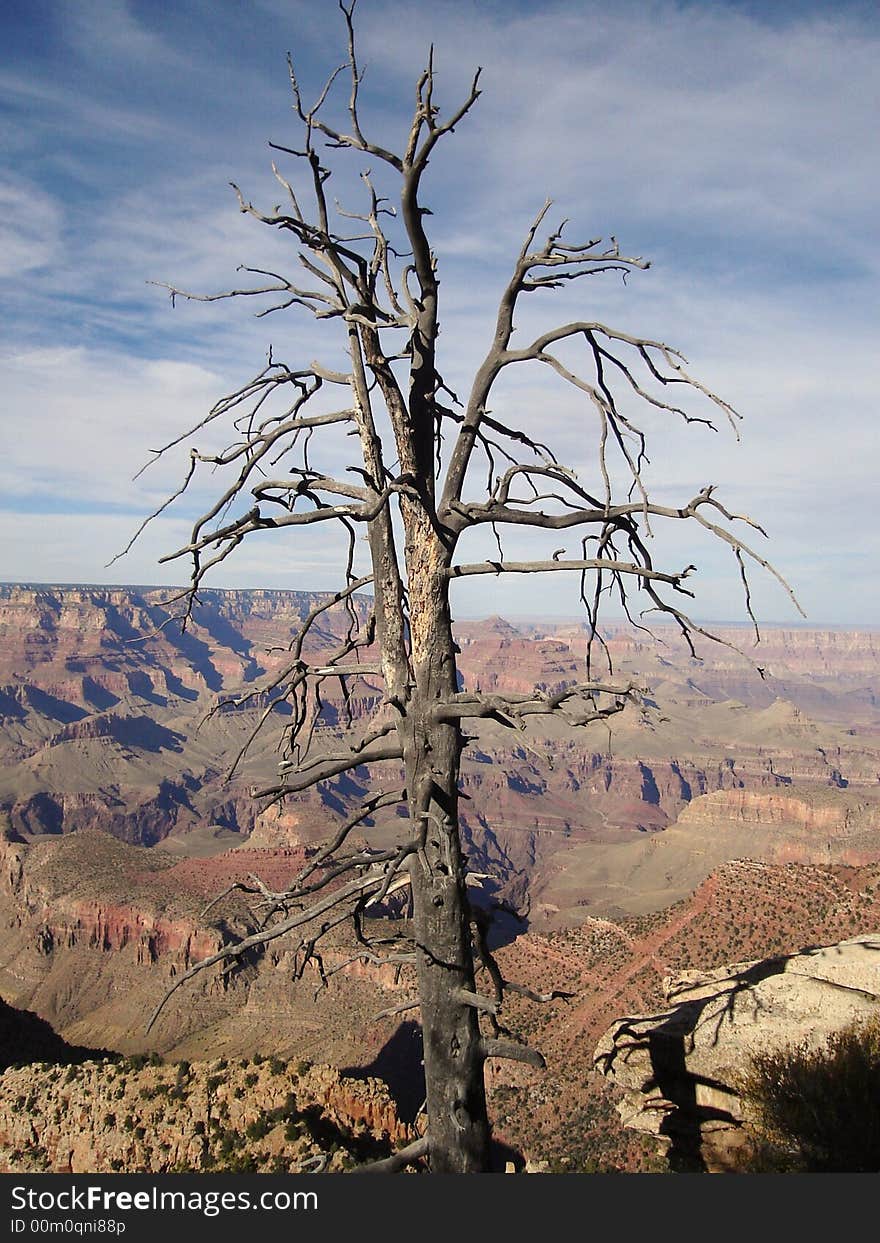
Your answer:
224;1151;260;1173
738;1016;880;1172
245;1117;271;1141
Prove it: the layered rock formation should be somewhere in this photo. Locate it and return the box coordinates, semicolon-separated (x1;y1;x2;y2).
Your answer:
0;583;378;846
483;857;880;1170
0;821;413;1066
3;584;880;1170
3;585;880;925
3;802;880;1171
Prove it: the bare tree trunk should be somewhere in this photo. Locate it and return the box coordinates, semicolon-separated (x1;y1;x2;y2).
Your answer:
404;529;491;1173
410;834;491;1173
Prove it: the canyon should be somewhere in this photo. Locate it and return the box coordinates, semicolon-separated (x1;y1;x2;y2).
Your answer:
1;583;879;1170
3;583;879;919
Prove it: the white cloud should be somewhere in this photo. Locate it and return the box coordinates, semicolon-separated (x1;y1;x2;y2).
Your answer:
1;346;222;508
59;0;190;73
2;0;877;623
353;1;880;264
0;511;190;588
0;508;367;593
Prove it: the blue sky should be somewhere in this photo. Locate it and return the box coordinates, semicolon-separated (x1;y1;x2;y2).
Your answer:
1;0;877;623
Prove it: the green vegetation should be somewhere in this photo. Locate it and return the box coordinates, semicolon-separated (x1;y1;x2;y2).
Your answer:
125;1052;162;1071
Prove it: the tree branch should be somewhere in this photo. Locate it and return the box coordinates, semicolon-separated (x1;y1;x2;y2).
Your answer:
448;557;694;590
146;870;389;1033
480;1038;545;1069
352;1135;429;1174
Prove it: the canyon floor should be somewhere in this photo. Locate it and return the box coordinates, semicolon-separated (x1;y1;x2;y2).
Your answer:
2;584;879;1170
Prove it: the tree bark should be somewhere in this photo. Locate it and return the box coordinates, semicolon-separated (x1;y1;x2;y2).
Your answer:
410;840;491;1173
403;521;491;1172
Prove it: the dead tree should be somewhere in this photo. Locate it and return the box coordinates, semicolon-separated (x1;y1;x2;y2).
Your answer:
139;2;799;1173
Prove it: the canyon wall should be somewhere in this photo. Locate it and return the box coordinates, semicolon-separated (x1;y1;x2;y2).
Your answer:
2;584;880;924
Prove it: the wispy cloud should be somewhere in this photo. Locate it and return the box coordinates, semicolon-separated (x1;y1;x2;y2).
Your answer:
0;0;876;622
0;178;62;277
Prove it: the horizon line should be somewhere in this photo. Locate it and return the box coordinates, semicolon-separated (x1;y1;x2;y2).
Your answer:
0;581;874;632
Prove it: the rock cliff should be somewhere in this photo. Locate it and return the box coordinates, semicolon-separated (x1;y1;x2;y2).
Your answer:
0;1053;410;1173
0;823;414;1065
